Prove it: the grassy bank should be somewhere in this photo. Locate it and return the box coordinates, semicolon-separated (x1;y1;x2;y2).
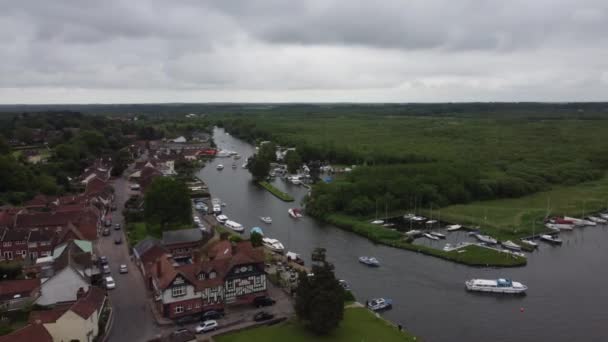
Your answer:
435;174;608;241
258;181;295;202
216;307;416;342
326;214;525;267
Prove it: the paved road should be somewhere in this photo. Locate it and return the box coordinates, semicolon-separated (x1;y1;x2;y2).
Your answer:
98;176;162;342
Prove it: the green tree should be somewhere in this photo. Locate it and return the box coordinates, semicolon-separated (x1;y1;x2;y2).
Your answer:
0;135;9;155
295;248;344;335
248;155;270;181
250;231;263;247
144;178;192;229
111;149;132;177
258;142;276;162
284;150;302;174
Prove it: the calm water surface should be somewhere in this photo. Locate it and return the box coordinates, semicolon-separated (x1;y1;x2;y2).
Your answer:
197;127;608;342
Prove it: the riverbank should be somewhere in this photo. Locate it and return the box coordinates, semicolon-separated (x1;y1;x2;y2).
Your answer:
258;181;295;202
326;214;526;267
215;306;417;342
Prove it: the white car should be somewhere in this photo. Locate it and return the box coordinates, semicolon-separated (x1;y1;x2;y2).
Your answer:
195;320;218;334
119;264;128;274
105;276;116;289
129;184;140;190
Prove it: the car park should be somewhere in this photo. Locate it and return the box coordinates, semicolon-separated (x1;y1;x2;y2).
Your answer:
201;310;224;320
105;276;116;289
119;264;128;274
195;320;218;334
253;311;275;322
253;296;276;308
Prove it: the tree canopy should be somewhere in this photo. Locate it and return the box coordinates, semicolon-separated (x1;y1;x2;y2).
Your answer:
144;177;192;229
284;150;302;174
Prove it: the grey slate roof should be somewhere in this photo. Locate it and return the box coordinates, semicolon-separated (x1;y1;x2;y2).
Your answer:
161;228;202;246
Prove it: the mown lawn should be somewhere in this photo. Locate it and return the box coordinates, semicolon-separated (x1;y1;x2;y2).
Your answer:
436;173;608;240
216;307;416;342
258;181;295;202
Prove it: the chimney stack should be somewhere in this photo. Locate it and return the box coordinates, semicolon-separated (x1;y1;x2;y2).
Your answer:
76;287;85;299
156;258;162;277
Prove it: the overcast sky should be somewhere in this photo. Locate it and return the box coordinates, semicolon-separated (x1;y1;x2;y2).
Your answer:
1;0;607;103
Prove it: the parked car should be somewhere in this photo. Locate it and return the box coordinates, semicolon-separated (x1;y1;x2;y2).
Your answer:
102;264;111;274
105;276;116;289
253;311;275;322
129;184;140;190
114;236;122;245
119;264;128;274
114;223;121;230
104;219;112;227
253;296;276;308
195;320;218;334
102;228;111;236
201;310;224;320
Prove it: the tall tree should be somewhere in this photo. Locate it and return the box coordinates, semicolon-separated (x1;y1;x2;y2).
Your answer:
284;150;302;174
258;142;277;162
248;155;270;181
144;177;192;229
295;248;345;335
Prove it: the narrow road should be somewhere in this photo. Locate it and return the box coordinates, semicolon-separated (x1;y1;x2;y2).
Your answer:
97;176;162;342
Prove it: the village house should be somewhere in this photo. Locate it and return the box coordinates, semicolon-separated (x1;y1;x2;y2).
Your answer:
0;278;41;311
133;237;168;278
0;322;53;342
161;228;205;260
29;286;108;342
150;240;267;319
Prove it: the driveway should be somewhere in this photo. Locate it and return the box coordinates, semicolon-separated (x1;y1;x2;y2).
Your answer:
97;176;163;342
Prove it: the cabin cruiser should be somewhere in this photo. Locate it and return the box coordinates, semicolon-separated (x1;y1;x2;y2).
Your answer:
411;216;427;222
224;220;244;233
367;298;393;311
474;234;497;244
540;234;563;244
212;204;222;215
370;220;384;225
600;213;608;220
382;223;396;227
262;238;285;253
233;154;241;160
404;230;421;237
520;239;538;248
286;251;305;265
501;240;522;251
358;256;380;267
216;164;224;170
260;216;272;224
216;150;231;158
288;208;303;218
465;278;527;294
545;218;574;230
425;219;438;226
564;216;596;227
587;216;607;224
215;214;228;224
424;233;439;240
446;224;462;231
430;232;446;239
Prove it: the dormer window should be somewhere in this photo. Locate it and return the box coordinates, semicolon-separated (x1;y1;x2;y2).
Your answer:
198;273;205;280
209;271;216;279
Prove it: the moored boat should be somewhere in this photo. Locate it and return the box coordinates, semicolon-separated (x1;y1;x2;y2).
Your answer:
425;219;438;226
286;251;305;265
259;216;272;224
465;278;527;294
288;208;303;218
540;234;563;244
224;220;244;233
446;224;462;231
600;213;608;220
262;237;285;253
564;216;596;227
430;232;446;239
370;219;384;225
215;214;228;224
359;256;380;267
587;216;607;224
501;240;522;251
423;233;439;240
216;164;224;170
474;234;498;244
367;298;393;311
520;239;538;248
404;229;421;237
411;216;427;222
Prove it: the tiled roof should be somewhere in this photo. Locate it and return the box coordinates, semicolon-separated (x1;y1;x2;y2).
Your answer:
29;304;71;324
70;286;106;319
2;229;29;242
0;323;52;342
162;228;202;246
0;278;40;300
28;229;54;243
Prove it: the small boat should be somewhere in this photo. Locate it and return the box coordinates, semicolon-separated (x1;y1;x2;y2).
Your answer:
339;280;351;291
546;218;574;230
430;232;446;239
359;256;380;267
446;224;462;231
423;233;439;240
382;223;395;227
262;238;285;253
212;204;221;214
411;216;427;222
221;202;227;207
233;154;241;160
403;213;415;220
260;216;272;224
216;164;224;170
224;220;244;233
404;229;421;237
474;234;497;244
520;239;538;248
370;220;384;225
288;208;303;218
286;251;305;265
425;220;438;226
564;216;595;227
501;240;522;251
367;298;393;311
587;216;607;223
215;214;228;224
465;278;527;294
540;234;562;244
600;213;608;220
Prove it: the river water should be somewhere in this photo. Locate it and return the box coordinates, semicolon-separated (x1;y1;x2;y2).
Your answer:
197;127;608;342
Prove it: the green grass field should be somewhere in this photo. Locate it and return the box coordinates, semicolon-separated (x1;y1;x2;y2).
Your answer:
216;307;416;342
435;173;608;240
258;181;295;202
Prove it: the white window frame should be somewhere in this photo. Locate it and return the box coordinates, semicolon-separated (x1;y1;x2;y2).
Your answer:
172;285;186;297
174;305;184;314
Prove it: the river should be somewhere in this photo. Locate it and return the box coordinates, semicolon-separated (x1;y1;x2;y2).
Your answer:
196;127;608;342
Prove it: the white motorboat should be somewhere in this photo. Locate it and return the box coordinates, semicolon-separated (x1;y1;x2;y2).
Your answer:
446;224;462;231
370;220;384;225
288;208;303;218
430;232;446;239
262;238;285;253
358;256;380;267
403;213;415;220
540;234;563;244
367;298;393;311
404;230;421;237
520;239;538;248
233;154;241;160
425;219;438;226
215;214;228;224
216;164;224;170
423;233;439;240
411;216;427;222
564;216;595;227
286;251;305;265
545;222;573;231
501;240;522;251
474;234;498;244
212;204;222;215
224;220;244;233
260;216;272;224
600;213;608;220
382;223;396;227
465;278;527;294
587;216;607;223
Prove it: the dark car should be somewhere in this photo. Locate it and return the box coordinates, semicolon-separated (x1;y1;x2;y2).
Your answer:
102;228;111;236
253;296;276;308
99;256;108;265
175;315;199;326
201;310;224;320
253;311;274;322
114;223;121;230
114;236;122;245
